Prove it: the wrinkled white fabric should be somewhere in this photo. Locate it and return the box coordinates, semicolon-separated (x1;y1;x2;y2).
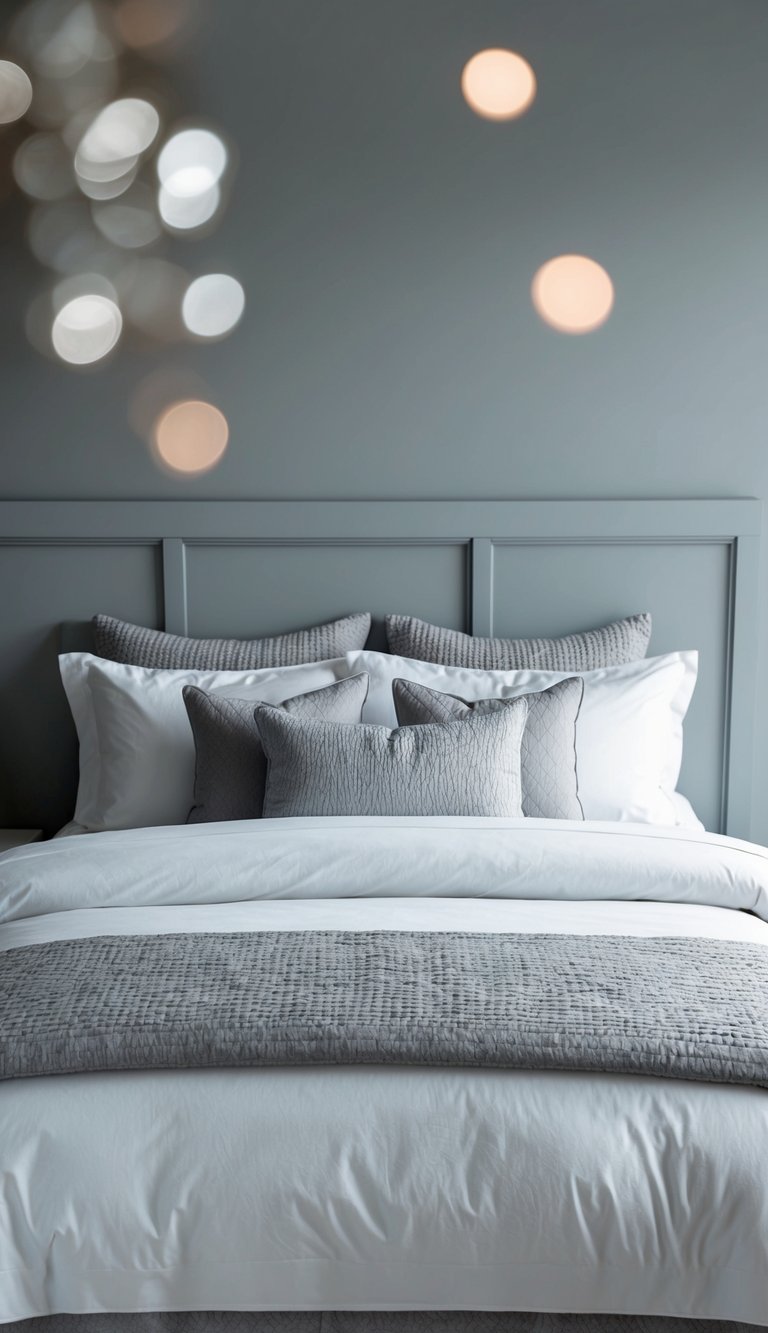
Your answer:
1;820;768;1326
2;817;768;924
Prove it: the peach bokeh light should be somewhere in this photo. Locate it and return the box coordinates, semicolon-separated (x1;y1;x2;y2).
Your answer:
531;254;614;333
154;399;229;474
461;49;536;121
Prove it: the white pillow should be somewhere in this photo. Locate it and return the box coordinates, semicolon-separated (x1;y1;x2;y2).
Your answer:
59;653;355;832
345;649;698;827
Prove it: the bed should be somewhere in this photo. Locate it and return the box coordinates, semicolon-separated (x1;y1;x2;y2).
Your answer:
0;498;765;1333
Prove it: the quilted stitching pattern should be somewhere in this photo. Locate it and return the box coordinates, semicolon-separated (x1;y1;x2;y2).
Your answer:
184;674;369;823
5;931;768;1088
385;613;651;671
256;701;528;818
93;613;371;670
393;678;584;820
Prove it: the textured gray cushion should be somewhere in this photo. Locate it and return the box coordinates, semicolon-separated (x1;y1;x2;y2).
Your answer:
393;677;584;821
385;612;651;671
184;674;369;823
94;612;371;670
256;697;529;819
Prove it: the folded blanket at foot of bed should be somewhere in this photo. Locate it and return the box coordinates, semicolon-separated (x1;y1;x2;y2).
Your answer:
3;929;768;1085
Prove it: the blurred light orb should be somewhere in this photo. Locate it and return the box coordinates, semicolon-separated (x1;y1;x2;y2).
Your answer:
461;49;536;120
92;182;161;248
158;127;227;193
52;270;117;312
531;254;614;333
34;2;113;78
182;273;244;338
130;365;208;437
51;292;122;363
154;399;229;474
115;0;189;50
76;162;138;199
0;60;33;124
158;177;220;230
13;132;73;200
76;97;159;182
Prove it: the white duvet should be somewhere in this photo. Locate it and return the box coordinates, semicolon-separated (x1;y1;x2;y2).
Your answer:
2;818;768;1326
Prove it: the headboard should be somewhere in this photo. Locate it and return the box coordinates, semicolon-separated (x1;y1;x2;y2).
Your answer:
0;497;760;839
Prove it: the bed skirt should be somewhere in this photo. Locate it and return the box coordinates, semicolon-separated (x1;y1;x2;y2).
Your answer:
12;1313;763;1333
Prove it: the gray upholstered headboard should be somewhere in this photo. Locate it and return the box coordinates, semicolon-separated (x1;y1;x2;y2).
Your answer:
0;497;760;838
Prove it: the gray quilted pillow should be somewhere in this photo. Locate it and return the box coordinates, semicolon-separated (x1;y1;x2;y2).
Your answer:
256;697;529;819
184;674;370;823
393;677;584;821
385;612;651;671
94;612;371;670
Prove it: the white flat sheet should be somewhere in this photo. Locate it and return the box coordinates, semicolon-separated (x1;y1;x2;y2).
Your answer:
1;819;768;1327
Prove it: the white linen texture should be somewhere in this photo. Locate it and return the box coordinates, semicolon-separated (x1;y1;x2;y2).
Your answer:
0;819;768;1326
59;653;361;832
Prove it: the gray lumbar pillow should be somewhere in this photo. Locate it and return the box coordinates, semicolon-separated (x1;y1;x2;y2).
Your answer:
385;612;651;671
392;677;584;821
256;696;529;819
94;612;371;670
184;673;370;823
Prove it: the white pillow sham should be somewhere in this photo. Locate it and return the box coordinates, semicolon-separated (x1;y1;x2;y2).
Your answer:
59;653;355;832
345;649;699;827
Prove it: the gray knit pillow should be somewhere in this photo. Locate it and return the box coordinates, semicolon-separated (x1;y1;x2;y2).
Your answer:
184;674;369;823
393;677;584;821
385;612;651;671
94;612;371;670
256;696;529;819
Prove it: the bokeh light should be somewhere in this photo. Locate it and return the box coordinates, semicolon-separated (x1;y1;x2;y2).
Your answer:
115;0;191;52
92;181;161;248
461;49;536;121
157;126;226;230
51;292;123;363
13;132;74;200
75;160;138;199
182;273;244;338
531;254;615;334
75;97;159;183
158;177;220;230
5;0;241;388
129;365;208;437
0;60;33;124
153;399;229;474
158;127;227;191
31;2;114;78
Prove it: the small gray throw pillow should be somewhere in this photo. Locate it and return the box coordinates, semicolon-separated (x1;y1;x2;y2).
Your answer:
385;612;651;671
256;696;529;819
184;673;370;823
393;677;584;821
94;612;371;670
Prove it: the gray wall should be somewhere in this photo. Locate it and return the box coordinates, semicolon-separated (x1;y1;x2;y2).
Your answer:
1;1;767;835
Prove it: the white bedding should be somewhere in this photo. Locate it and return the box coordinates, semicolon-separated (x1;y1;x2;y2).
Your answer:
1;818;768;1326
